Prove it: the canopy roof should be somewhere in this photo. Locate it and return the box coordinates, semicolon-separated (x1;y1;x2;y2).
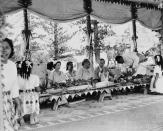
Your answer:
0;0;162;30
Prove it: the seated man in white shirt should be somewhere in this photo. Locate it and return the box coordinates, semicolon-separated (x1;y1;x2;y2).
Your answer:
94;58;108;82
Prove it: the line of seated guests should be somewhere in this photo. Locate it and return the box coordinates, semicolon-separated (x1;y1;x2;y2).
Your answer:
47;58;113;89
47;53;154;88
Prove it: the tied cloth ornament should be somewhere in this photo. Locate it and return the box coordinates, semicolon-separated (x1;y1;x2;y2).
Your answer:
24;50;31;61
25;60;32;72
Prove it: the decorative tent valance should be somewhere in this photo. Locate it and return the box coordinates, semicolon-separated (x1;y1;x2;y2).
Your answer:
0;0;162;30
95;0;161;10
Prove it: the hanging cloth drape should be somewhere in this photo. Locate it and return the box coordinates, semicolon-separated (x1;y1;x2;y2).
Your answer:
0;0;162;29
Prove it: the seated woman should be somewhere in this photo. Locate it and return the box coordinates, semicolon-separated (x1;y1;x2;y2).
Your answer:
17;60;40;125
48;61;67;88
150;55;163;94
66;61;76;81
45;61;54;89
76;59;94;81
47;61;54;78
2;38;21;131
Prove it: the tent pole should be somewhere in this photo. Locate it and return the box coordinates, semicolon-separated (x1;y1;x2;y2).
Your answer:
86;15;93;65
53;23;59;60
24;8;29;50
84;0;93;65
18;0;32;60
23;8;31;60
131;4;138;52
93;20;100;64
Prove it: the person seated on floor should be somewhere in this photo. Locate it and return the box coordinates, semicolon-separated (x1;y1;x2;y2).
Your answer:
48;61;67;88
65;61;76;81
76;59;94;81
150;55;163;94
94;58;108;82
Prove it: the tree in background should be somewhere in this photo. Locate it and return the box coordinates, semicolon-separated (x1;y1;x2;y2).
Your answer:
29;13;76;60
73;17;116;63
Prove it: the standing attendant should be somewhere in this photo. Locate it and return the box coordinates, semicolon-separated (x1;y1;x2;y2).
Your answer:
150;55;163;94
1;38;21;131
17;60;40;125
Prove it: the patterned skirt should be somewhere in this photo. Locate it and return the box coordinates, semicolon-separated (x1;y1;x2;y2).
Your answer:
3;91;19;131
19;90;40;115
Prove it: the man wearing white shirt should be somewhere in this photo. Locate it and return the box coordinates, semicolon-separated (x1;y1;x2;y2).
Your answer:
115;51;140;75
94;58;108;82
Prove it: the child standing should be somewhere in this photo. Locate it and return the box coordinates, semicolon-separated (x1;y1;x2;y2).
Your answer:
16;60;40;124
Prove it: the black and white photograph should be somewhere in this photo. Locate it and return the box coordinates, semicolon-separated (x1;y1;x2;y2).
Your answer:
0;0;163;131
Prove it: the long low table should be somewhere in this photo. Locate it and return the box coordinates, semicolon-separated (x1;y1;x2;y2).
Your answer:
39;82;150;111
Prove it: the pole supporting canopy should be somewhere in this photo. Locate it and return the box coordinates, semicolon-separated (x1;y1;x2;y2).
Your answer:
83;0;92;14
83;0;94;64
131;3;138;52
18;0;32;59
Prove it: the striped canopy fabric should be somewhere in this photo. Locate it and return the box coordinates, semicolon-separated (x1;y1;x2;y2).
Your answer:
0;0;162;30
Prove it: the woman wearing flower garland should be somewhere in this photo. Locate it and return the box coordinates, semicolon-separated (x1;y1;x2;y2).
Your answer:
1;38;21;131
17;60;40;125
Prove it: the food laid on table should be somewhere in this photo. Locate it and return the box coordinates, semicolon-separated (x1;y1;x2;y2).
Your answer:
46;79;92;94
45;66;152;96
114;73;152;86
